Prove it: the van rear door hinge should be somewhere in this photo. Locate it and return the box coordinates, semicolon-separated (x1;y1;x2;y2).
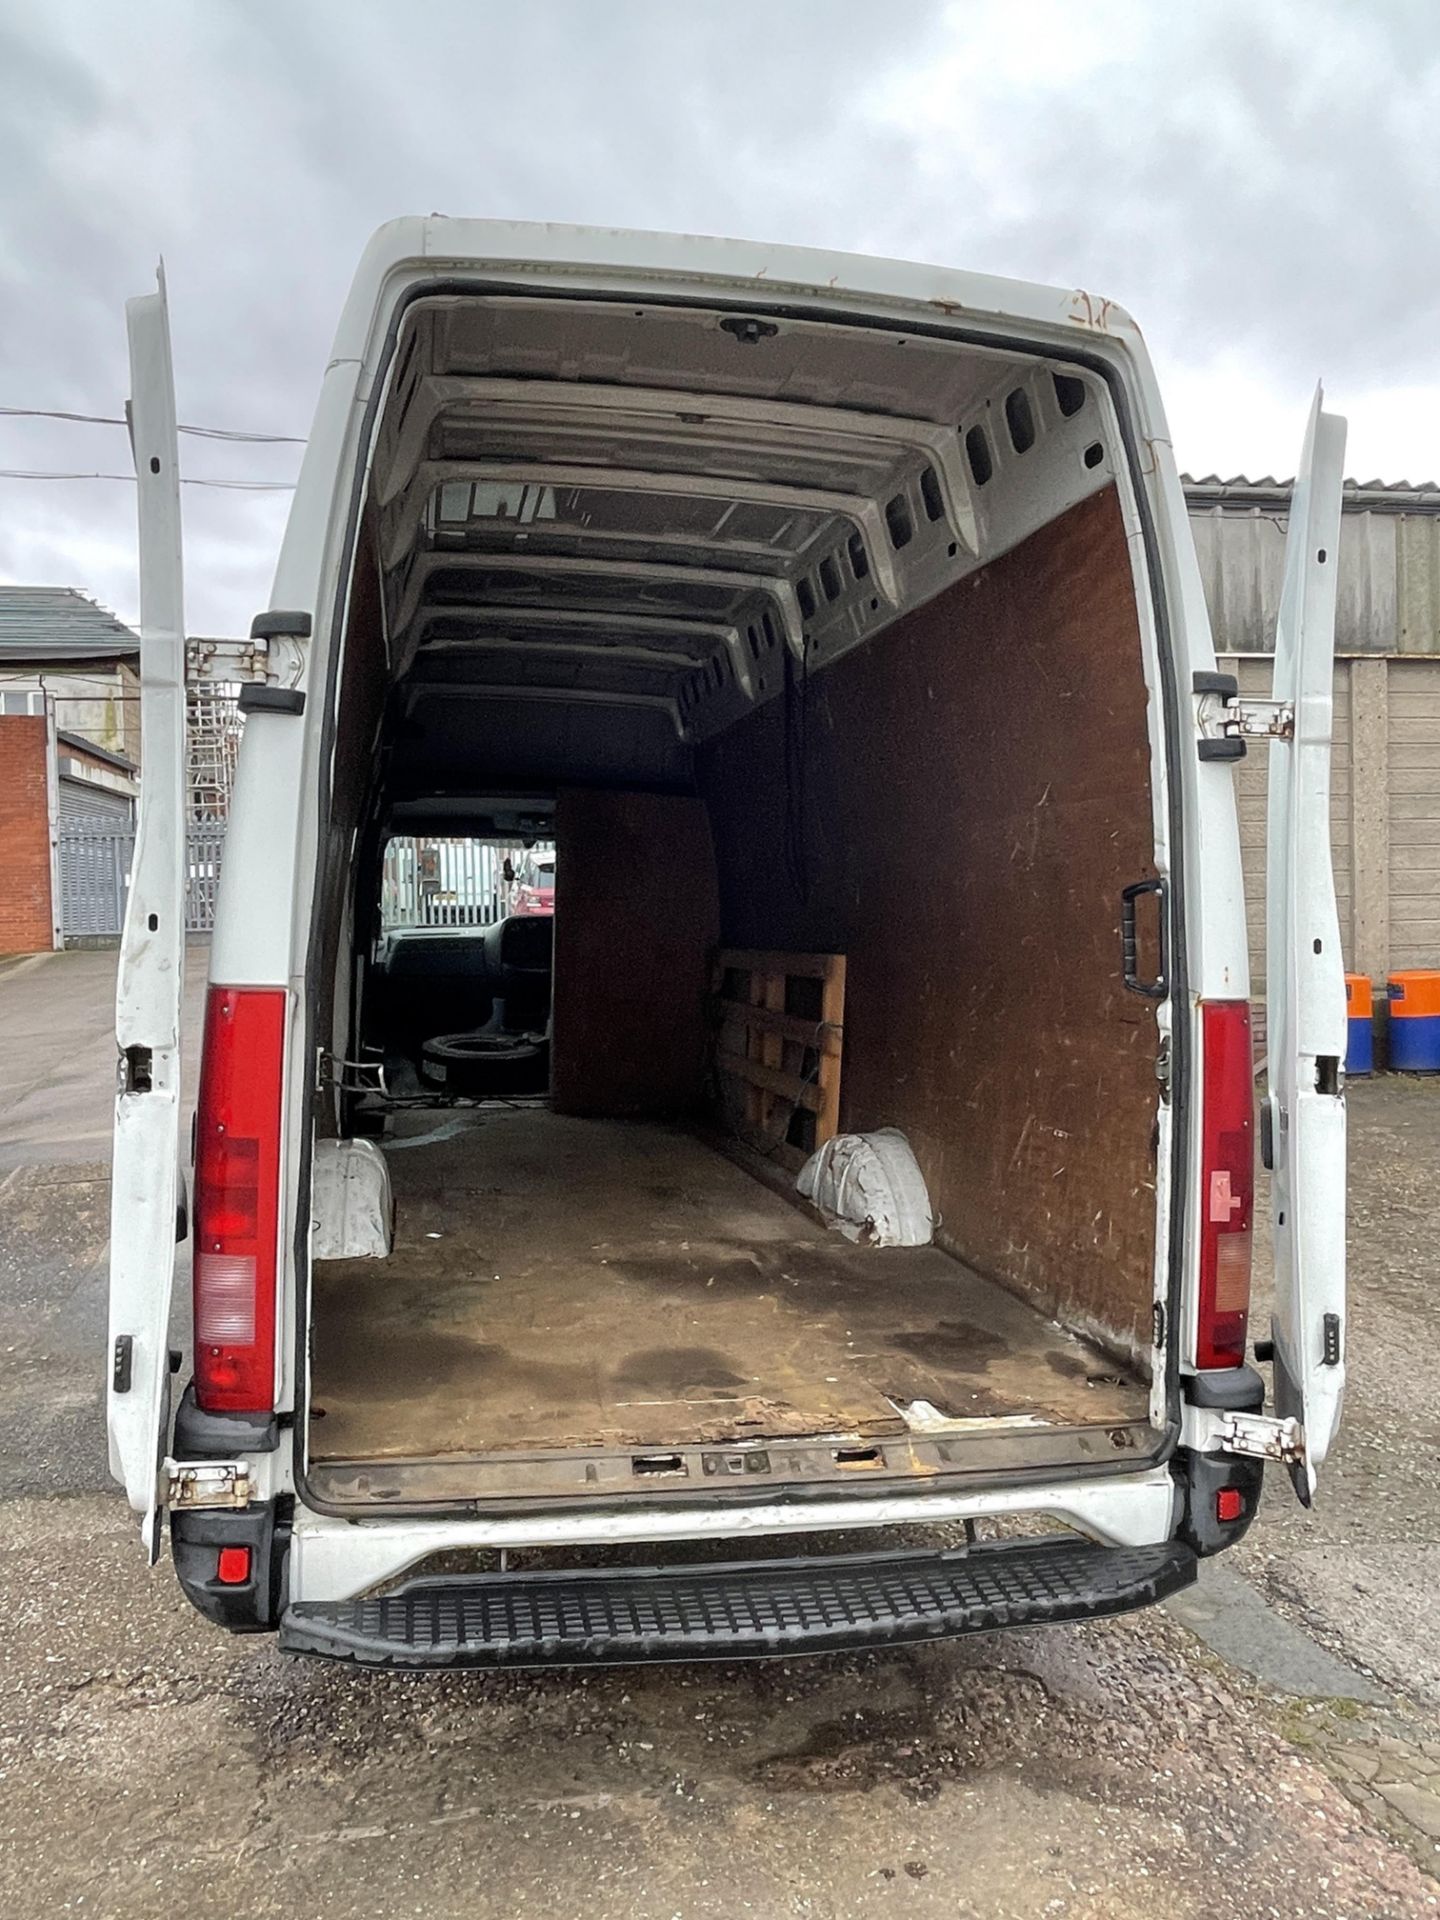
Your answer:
185;636;270;686
163;1459;253;1511
1211;1409;1306;1465
1193;672;1294;761
186;612;312;690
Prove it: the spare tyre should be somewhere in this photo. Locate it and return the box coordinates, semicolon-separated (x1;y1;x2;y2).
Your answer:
420;1032;546;1097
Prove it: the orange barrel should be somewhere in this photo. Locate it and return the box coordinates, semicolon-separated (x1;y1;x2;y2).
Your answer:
1387;969;1440;1072
1345;974;1373;1075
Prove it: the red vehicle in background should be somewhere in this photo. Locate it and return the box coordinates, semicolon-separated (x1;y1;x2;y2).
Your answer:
507;849;555;917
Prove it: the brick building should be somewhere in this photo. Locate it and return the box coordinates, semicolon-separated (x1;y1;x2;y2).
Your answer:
0;586;140;758
0;716;55;952
0;588;141;955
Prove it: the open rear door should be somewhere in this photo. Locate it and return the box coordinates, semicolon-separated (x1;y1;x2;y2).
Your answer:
106;269;187;1557
1266;388;1347;1504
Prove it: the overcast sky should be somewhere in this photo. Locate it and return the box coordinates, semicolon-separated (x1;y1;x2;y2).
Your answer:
2;0;1437;635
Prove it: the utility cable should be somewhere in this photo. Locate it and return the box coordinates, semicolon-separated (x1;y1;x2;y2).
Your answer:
0;469;295;489
0;404;304;443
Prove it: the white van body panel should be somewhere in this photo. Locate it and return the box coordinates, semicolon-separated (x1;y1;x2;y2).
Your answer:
106;273;187;1555
215;224;1252;1591
122;225;1344;1602
207;711;309;988
268;219;1251;992
288;1467;1181;1604
1266;393;1349;1497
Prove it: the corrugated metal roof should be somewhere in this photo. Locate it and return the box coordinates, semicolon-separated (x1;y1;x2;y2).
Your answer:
1183;476;1440;516
1185;475;1440;656
0;587;139;660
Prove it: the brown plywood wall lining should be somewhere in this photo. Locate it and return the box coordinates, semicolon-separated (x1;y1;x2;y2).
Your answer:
697;485;1161;1353
552;789;720;1116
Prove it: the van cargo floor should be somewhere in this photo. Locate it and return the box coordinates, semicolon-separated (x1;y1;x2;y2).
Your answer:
310;1109;1144;1465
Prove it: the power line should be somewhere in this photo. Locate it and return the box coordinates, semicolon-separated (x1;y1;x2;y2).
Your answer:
0;469;295;490
0;673;141;705
0;404;304;444
0;673;137;684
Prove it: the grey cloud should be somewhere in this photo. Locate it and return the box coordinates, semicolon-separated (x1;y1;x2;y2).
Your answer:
0;0;1435;631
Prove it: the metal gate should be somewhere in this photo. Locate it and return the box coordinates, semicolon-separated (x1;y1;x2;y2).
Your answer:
56;819;226;941
380;836;505;929
57;816;136;939
184;824;225;933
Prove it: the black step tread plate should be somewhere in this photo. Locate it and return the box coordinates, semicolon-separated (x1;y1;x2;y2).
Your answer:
280;1534;1197;1669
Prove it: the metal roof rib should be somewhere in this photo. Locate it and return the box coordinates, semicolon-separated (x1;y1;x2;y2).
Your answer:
1182;475;1440;516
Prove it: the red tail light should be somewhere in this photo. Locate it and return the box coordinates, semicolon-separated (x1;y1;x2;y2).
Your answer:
1195;1000;1254;1370
215;1545;253;1585
193;987;286;1412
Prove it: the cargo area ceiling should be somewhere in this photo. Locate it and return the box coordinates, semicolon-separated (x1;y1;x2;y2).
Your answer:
368;295;1117;793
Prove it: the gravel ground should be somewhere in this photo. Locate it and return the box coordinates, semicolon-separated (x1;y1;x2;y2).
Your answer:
1;951;1438;1918
1;1487;1433;1920
1238;1077;1440;1706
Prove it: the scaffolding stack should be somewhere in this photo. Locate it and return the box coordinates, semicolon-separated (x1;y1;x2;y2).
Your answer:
184;671;242;824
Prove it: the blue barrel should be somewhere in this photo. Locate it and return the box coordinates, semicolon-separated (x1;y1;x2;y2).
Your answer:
1345;975;1373;1075
1388;971;1440;1072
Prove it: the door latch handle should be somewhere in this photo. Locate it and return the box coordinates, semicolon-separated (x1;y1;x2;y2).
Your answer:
1121;877;1168;1000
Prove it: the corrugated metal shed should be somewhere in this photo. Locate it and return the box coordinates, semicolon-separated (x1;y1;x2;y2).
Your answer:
0;587;138;662
1184;477;1440;656
1227;656;1352;998
1223;650;1440;992
1387;658;1440;967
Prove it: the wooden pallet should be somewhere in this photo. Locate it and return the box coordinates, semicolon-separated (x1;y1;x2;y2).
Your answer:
708;948;846;1170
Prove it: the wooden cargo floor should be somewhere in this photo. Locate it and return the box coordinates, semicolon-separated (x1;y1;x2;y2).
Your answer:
310;1109;1145;1462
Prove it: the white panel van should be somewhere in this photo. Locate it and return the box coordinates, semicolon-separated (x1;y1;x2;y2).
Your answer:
107;223;1347;1666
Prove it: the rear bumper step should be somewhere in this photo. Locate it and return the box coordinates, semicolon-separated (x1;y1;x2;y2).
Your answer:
279;1535;1196;1669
